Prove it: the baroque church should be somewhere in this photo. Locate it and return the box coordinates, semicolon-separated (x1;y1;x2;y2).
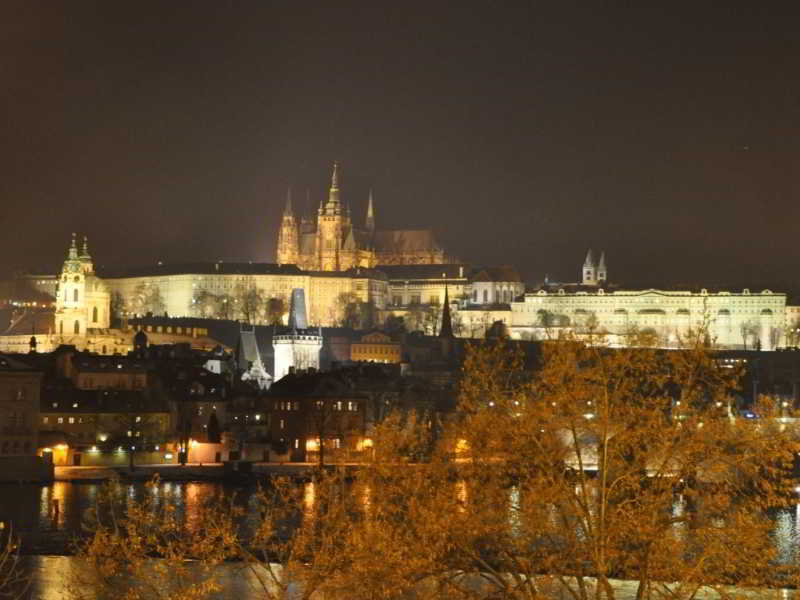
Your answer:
276;163;447;271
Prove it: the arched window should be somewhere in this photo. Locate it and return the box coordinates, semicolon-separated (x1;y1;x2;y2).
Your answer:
73;288;79;302
92;306;98;322
74;320;80;335
483;290;488;303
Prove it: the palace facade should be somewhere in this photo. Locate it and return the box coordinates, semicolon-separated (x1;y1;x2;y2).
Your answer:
277;163;447;271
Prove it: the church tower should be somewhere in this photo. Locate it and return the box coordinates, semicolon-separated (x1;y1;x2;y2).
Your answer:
55;234;110;338
582;249;597;285
276;188;299;265
316;162;351;271
597;251;607;283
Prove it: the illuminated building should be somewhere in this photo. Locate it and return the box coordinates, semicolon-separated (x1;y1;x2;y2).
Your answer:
277;163;447;271
272;289;322;381
350;331;402;363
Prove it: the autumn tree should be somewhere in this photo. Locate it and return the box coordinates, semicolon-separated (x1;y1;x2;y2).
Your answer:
70;477;238;600
319;334;800;599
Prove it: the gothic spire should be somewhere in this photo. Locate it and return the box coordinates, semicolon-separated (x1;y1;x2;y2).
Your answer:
439;281;454;339
598;251;606;270
365;188;375;232
325;161;341;213
284;187;294;216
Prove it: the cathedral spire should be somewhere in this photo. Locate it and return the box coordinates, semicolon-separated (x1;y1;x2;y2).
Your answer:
324;161;341;214
365;189;375;232
284;187;294;216
81;235;90;258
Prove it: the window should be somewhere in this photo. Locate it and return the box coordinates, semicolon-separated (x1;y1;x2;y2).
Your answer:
483;290;488;303
294;439;299;449
58;417;64;424
73;289;79;302
74;320;80;334
59;321;63;334
68;417;75;424
280;419;285;430
92;306;98;322
42;417;49;424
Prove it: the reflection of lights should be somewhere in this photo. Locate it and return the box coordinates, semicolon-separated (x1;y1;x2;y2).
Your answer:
155;445;159;451
55;444;68;450
42;447;53;453
98;433;108;442
117;446;124;452
306;439;319;452
90;446;98;452
455;439;469;454
189;439;198;448
164;453;173;459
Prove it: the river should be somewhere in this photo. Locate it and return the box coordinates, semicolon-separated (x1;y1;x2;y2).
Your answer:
3;480;800;599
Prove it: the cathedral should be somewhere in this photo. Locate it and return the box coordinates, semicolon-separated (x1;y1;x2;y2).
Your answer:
276;163;447;271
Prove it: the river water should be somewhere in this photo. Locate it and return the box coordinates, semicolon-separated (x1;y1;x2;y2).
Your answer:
3;480;800;599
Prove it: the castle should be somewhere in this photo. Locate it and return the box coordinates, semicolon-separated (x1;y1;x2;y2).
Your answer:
277;162;446;270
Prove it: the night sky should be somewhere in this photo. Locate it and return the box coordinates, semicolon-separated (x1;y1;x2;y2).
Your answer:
2;2;799;287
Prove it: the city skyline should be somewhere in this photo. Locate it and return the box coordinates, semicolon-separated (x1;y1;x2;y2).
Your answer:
1;3;799;286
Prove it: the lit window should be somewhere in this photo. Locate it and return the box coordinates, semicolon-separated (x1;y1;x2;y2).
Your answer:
135;416;141;423
57;417;63;424
280;419;285;429
68;417;75;424
42;417;48;424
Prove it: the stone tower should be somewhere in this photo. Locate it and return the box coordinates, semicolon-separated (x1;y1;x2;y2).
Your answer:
316;162;351;271
272;289;322;381
276;188;299;265
582;249;596;285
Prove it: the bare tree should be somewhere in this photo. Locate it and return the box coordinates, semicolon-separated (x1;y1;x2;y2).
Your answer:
233;278;263;324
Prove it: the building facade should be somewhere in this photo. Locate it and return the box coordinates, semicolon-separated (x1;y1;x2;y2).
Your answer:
277;163;447;271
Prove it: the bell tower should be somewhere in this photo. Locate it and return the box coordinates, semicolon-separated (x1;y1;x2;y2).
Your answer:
276;188;299;265
316;162;349;271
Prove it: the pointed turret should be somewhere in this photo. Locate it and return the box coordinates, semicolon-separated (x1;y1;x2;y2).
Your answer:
276;188;299;265
582;249;597;285
365;189;375;232
323;161;341;214
583;248;594;268
597;251;607;282
439;283;454;339
284;187;294;216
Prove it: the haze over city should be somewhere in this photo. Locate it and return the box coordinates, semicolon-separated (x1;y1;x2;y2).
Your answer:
1;2;799;285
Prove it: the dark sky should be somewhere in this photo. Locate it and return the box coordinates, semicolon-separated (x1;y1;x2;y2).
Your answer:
2;2;799;286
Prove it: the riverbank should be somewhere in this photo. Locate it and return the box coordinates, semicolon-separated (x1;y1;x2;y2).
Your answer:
18;556;800;600
53;462;357;482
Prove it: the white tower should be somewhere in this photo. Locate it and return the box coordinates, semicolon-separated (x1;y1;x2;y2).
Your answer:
582;249;596;285
272;289;322;381
596;251;607;283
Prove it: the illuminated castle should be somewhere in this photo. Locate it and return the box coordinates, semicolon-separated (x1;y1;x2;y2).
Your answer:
277;162;447;271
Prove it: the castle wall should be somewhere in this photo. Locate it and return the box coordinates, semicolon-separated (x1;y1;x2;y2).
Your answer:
510;288;788;349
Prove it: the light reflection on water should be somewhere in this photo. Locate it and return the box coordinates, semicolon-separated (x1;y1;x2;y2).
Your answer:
6;481;800;596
